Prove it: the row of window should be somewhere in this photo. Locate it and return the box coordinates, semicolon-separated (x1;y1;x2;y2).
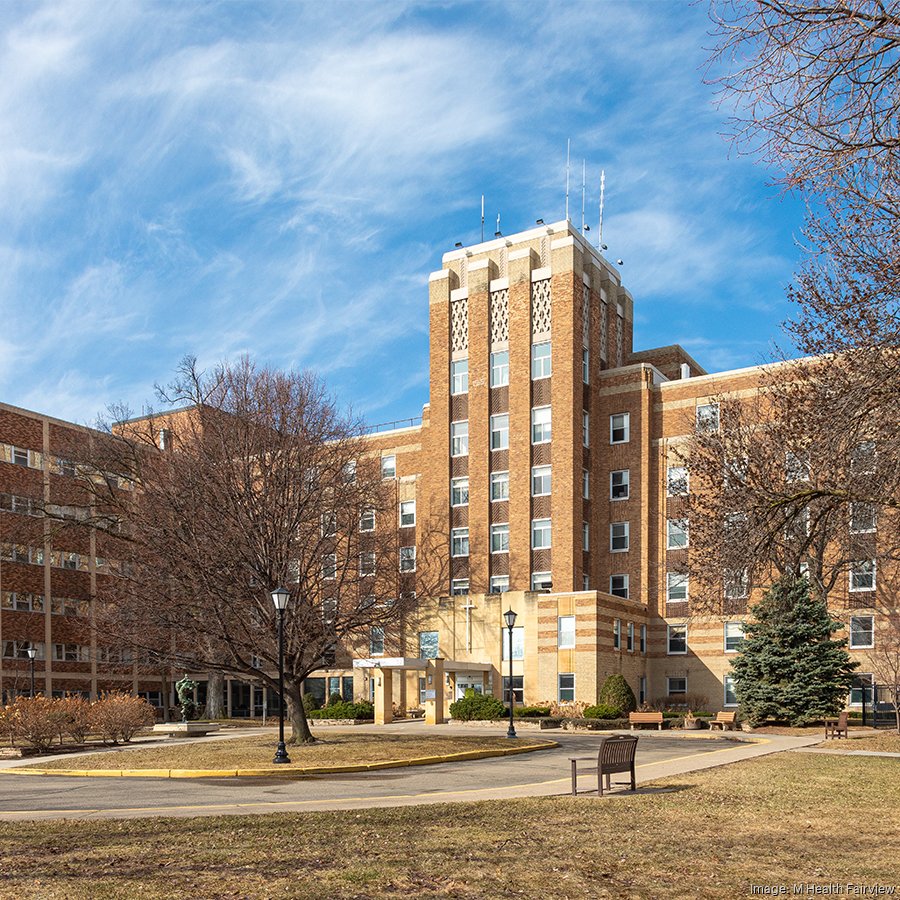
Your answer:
448;468;640;506
612;619;647;654
336;501;416;535
450;345;550;397
1;592;90;617
3;641;109;662
0;543;120;574
321;549;417;578
0;443;134;488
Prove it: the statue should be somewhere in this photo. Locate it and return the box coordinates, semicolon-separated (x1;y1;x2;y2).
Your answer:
175;674;198;723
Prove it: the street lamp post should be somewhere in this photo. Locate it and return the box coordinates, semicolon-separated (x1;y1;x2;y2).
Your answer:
503;608;517;739
25;646;37;698
270;587;292;765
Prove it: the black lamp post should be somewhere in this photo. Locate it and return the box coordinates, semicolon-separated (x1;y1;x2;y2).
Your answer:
25;646;37;698
270;587;292;765
503;608;517;739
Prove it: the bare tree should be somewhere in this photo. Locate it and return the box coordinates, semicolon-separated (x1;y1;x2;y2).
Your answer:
868;604;900;732
66;357;431;744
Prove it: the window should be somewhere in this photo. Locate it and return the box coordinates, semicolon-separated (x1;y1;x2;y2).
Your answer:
626;622;634;652
666;519;689;550
667;677;687;696
451;477;469;507
640;676;647;704
558;616;576;649
359;552;376;576
399;546;416;572
451;421;469;457
359;508;375;532
12;447;29;467
369;627;385;656
850;674;874;707
849;616;874;649
531;571;552;591
419;631;439;659
343;460;357;484
850;560;875;592
583;574;590;590
610;469;629;500
451;528;469;558
501;626;525;660
322;554;337;580
667;466;688;496
491;523;510;554
640;624;647;654
558;673;575;702
613;619;621;650
582;411;590;448
503;675;524;705
666;572;688;603
531;465;551;496
724;676;738;707
399;500;416;527
490;414;509;450
451;358;469;395
724;569;750;600
610;522;629;552
490;471;509;502
582;522;590;551
724;455;748;488
851;440;876;475
610;574;629;599
724;621;745;652
531;406;552;444
490;575;509;594
582;348;590;384
785;450;810;482
531;518;551;550
582;469;590;499
3;640;44;659
667;624;687;654
490;350;509;387
531;341;551;379
451;578;469;596
381;455;396;479
53;643;87;662
696;403;720;433
850;502;876;534
610;413;630;444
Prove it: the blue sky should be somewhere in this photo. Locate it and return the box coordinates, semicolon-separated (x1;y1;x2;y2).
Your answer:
0;0;805;427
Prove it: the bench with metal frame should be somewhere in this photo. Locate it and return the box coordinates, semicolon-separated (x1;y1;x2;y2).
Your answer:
570;735;639;796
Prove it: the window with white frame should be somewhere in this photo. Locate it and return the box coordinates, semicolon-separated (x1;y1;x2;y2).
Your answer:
627;621;634;652
724;569;750;600
666;572;688;603
359;508;375;532
610;413;630;444
491;523;510;554
610;574;629;599
666;518;689;550
667;465;688;496
419;631;439;658
696;402;720;433
321;510;337;537
399;500;416;527
582;348;590;384
531;518;551;550
490;575;509;594
343;460;357;484
582;469;590;499
399;546;416;572
531;465;551;496
490;350;509;387
667;624;687;654
613;618;621;650
724;621;745;652
369;626;385;656
582;411;590;447
451;528;469;557
667;676;687;696
582;522;590;551
322;553;337;580
491;471;509;502
850;560;875;592
724;455;748;488
610;522;629;552
610;469;629;500
451;421;469;457
450;578;469;596
558;615;576;649
490;413;509;450
640;624;647;654
381;455;396;479
451;477;469;507
850;502;876;534
531;571;552;591
503;675;524;705
851;440;876;475
451;358;469;395
558;673;575;702
849;615;874;649
531;406;552;444
724;675;738;707
501;626;525;660
531;341;551;379
359;552;376;576
785;449;810;482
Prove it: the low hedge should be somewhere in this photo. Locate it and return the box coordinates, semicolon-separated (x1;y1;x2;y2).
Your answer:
449;693;506;721
583;703;621;720
514;705;552;718
307;700;374;720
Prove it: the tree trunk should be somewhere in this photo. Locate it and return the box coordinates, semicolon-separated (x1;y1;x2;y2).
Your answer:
206;671;225;719
285;678;315;744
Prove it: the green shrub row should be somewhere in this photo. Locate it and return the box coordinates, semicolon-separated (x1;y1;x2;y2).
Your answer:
307;700;374;720
449;692;506;721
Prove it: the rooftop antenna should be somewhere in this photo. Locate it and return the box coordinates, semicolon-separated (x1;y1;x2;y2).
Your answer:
565;139;571;222
581;159;586;233
598;169;606;249
481;194;485;243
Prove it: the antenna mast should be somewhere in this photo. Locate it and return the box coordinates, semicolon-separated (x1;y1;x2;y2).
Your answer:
581;160;586;232
598;169;606;248
565;139;570;222
481;195;485;243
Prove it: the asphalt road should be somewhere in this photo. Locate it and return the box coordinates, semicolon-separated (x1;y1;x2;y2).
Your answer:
0;730;762;821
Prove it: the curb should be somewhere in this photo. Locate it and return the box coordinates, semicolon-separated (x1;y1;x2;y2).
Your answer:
5;739;559;779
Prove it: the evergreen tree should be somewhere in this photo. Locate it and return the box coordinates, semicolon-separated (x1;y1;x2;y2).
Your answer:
730;576;858;726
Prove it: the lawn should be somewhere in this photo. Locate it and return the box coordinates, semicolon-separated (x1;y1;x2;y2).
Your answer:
1;753;898;898
21;732;535;771
815;732;900;753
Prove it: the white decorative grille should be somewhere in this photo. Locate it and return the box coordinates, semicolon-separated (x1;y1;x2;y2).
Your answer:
600;301;608;360
451;297;468;352
616;314;624;367
581;284;590;348
490;288;509;344
531;279;551;336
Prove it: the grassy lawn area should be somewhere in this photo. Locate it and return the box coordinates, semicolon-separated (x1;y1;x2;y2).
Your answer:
22;732;533;771
2;753;898;898
815;733;900;753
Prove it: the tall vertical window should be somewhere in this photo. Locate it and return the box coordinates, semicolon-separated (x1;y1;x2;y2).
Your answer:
451;358;469;395
724;675;738;707
531;465;551;496
359;508;375;532
850;502;876;534
419;631;439;659
501;626;525;660
849;616;874;648
582;469;590;499
451;477;469;507
626;622;634;652
531;518;551;549
451;528;469;557
666;466;688;496
851;440;876;475
399;500;416;527
558;673;575;702
381;455;396;479
531;406;552;444
359;552;376;576
490;414;509;450
399;546;416;572
582;411;590;447
369;627;385;656
582;348;589;384
724;621;745;652
451;421;469;457
491;471;509;502
666;519;689;550
322;554;337;580
640;624;647;654
667;624;687;654
610;413;630;444
610;469;629;500
610;522;629;552
582;522;590;551
531;341;552;379
613;619;621;650
490;350;509;387
558;616;576;649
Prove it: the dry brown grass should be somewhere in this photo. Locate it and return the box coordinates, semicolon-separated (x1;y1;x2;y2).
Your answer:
815;732;900;753
22;732;529;771
1;753;898;898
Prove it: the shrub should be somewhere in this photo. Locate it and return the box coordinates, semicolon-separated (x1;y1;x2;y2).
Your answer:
58;694;92;744
583;703;621;720
89;692;156;744
307;700;374;720
327;692;344;707
544;700;589;719
597;675;637;715
514;705;552;718
4;697;59;751
449;692;506;721
302;692;321;712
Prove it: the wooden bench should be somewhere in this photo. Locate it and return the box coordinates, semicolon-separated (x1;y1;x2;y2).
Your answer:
824;711;849;739
710;711;737;731
570;735;639;796
629;711;663;731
